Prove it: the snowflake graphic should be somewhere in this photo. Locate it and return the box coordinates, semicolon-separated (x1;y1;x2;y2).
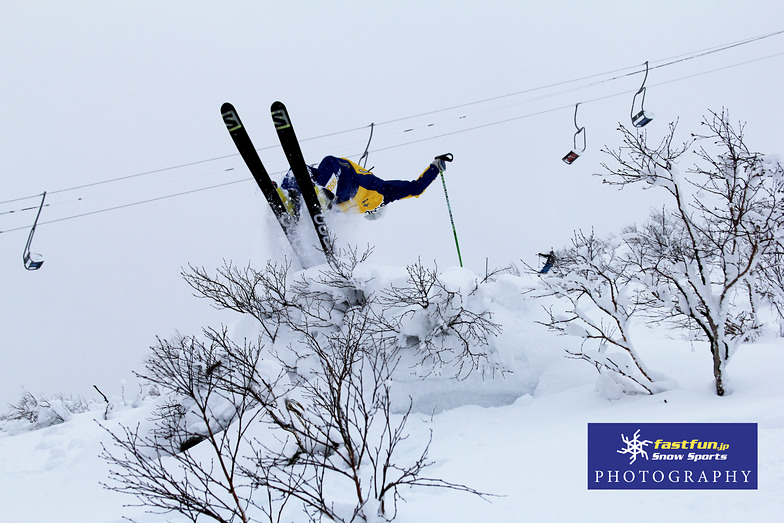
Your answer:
617;429;653;464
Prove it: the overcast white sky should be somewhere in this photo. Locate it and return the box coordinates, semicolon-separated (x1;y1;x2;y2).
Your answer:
2;1;783;404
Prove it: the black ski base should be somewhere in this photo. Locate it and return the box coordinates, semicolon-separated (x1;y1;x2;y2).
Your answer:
221;102;309;265
271;101;334;260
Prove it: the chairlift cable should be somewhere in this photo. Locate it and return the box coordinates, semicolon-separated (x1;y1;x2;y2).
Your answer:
0;178;253;235
367;50;784;155
6;29;784;209
3;49;782;236
649;28;784;72
0;153;237;206
0;203;51;217
649;50;784;89
372;28;784;127
1;164;241;218
4;28;782;208
3;49;783;237
2;32;783;230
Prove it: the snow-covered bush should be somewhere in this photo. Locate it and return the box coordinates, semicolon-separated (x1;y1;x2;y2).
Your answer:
1;383;162;436
184;249;506;382
103;248;492;522
1;390;92;433
530;111;784;397
532;230;666;396
598;110;784;396
754;251;784;337
380;261;503;380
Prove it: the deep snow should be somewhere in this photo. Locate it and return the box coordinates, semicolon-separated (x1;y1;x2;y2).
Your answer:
2;3;784;522
1;263;782;523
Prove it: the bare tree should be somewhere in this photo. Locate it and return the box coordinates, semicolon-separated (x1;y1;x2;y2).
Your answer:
242;304;487;522
600;110;784;395
183;260;295;342
380;260;503;380
533;230;661;395
103;249;491;522
753;249;784;336
101;327;272;522
3;390;92;431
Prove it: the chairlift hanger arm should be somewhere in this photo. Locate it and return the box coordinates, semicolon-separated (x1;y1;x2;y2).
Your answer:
631;61;654;128
636;61;650;93
573;126;586;153
562;104;586;164
572;103;586;153
359;122;375;169
23;191;47;270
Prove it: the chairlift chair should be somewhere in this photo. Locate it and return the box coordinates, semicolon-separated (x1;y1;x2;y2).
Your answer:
22;191;47;271
24;251;44;270
562;103;586;165
631;61;654;128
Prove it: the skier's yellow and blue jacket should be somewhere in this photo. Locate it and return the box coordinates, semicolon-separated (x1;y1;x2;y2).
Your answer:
282;156;439;214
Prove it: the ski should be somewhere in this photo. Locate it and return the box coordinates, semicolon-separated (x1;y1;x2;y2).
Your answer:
270;101;334;259
220;102;305;264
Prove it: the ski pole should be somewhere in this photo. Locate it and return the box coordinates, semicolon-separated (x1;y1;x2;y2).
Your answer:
436;154;462;267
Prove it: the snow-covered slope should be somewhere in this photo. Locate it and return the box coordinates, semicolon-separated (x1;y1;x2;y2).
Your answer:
1;262;782;522
2;3;784;521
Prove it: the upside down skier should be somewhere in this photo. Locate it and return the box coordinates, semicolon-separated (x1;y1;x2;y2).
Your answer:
279;153;453;219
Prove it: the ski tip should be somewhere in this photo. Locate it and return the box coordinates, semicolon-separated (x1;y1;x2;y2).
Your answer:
221;101;235;112
271;100;285;111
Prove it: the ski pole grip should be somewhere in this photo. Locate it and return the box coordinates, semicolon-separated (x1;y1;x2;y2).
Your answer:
436;153;454;162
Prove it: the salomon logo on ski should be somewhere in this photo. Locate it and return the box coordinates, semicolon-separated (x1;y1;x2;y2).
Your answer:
221;108;242;132
271;109;291;130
